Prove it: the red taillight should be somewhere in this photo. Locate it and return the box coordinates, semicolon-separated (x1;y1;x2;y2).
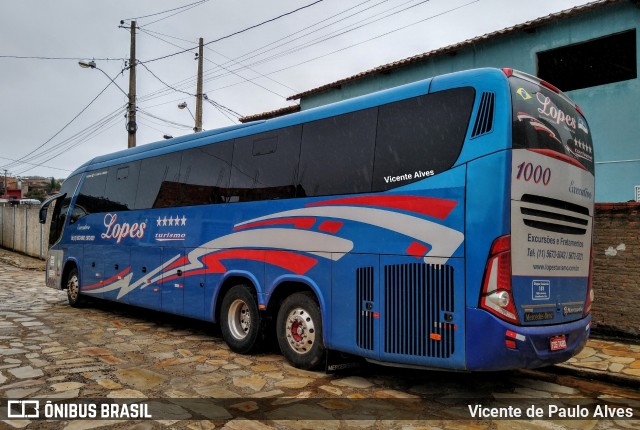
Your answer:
479;235;520;325
584;248;594;317
502;68;514;77
540;80;561;94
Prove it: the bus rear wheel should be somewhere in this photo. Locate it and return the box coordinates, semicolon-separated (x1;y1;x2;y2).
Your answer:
220;285;263;354
66;268;86;308
276;292;325;370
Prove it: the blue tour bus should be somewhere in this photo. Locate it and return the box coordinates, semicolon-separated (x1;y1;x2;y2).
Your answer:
40;68;594;371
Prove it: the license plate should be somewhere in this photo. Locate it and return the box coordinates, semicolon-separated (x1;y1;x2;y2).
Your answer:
550;335;567;351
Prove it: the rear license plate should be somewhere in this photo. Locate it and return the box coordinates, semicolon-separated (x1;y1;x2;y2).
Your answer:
550;335;567;351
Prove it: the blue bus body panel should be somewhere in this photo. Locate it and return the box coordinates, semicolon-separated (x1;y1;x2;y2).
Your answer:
464;151;512;307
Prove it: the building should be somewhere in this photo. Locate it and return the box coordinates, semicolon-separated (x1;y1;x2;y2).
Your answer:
0;177;23;200
241;0;640;202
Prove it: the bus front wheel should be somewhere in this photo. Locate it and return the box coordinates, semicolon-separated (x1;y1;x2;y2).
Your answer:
220;285;263;354
66;268;86;308
276;292;325;370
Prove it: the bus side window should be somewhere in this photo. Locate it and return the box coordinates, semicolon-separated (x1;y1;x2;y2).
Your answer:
75;170;109;218
178;141;233;206
135;154;181;209
105;162;140;211
372;87;475;192
230;126;302;202
298;108;377;197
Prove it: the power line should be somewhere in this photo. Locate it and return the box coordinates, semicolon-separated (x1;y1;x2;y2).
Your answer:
265;0;481;78
136;0;428;105
201;0;479;89
138;109;193;129
133;0;385;105
203;94;241;119
0;55;126;61
138;62;194;97
0;157;71;173
138;61;242;120
13;106;127;173
0;69;126;171
122;0;210;23
229;0;433;71
207;0;391;75
138;27;293;98
139;0;324;65
14;106;127;175
139;1;212;27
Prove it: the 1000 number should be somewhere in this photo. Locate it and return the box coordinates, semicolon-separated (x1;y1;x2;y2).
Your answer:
516;162;551;185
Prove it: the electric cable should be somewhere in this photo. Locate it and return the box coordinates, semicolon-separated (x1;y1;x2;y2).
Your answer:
0;70;126;171
138;0;324;65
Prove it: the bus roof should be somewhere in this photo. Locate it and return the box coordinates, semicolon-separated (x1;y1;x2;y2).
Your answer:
71;68;509;176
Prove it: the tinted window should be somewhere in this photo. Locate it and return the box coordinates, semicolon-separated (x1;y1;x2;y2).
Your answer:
104;162;140;211
48;174;81;245
178;141;233;206
230;126;302;201
75;170;110;216
372;87;475;191
510;76;594;174
135;154;181;209
299;109;377;197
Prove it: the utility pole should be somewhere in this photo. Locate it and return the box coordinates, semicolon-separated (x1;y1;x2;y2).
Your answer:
2;170;6;197
194;37;204;133
127;20;137;148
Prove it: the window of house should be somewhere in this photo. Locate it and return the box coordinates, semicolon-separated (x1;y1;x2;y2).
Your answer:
537;30;637;92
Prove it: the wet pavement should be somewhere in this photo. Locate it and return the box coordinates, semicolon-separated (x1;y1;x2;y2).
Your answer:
0;248;638;429
560;338;640;386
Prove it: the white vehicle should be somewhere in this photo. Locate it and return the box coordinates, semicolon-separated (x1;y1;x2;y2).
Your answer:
19;199;41;205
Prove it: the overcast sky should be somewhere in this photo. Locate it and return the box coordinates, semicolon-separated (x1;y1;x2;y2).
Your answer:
0;0;593;180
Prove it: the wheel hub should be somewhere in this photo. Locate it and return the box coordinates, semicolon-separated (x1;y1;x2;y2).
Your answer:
68;275;79;300
286;308;315;354
228;299;251;340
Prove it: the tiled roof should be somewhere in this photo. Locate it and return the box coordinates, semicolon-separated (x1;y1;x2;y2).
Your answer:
287;0;623;100
238;104;300;123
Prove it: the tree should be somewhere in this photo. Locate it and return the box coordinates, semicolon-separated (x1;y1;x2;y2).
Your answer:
45;177;61;194
25;189;45;201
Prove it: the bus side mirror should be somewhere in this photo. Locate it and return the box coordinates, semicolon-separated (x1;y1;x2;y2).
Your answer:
39;192;64;224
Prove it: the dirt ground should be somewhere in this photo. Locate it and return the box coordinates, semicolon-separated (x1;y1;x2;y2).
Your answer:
0;248;45;271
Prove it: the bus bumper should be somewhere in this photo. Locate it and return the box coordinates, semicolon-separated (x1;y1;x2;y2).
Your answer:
44;250;64;290
465;308;591;371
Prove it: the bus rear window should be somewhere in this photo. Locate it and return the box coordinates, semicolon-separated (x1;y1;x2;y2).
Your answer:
510;77;594;174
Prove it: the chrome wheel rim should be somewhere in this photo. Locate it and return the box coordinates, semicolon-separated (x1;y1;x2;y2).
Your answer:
67;274;79;301
228;299;251;340
285;307;316;354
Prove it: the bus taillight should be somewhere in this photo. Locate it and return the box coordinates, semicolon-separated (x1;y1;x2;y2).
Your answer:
479;235;520;325
540;80;561;94
584;248;594;317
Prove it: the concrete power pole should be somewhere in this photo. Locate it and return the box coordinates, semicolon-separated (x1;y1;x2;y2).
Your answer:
127;21;137;148
194;37;204;133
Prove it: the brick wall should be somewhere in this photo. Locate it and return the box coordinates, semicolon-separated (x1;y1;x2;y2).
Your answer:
592;202;640;338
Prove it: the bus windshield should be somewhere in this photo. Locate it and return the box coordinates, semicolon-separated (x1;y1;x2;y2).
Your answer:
511;76;594;174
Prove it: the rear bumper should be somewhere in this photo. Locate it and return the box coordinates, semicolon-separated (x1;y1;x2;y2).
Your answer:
466;307;590;371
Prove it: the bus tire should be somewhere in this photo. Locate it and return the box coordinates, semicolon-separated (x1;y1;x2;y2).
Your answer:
220;285;263;354
66;268;86;308
276;292;325;370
